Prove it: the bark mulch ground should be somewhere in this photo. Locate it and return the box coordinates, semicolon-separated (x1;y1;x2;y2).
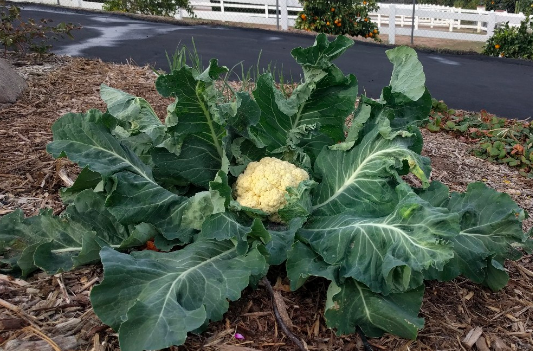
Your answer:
0;54;532;351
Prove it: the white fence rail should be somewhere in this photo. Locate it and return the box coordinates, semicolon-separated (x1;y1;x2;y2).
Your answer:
10;0;527;43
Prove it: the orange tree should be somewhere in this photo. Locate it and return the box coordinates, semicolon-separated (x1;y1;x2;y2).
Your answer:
295;0;380;40
483;14;533;59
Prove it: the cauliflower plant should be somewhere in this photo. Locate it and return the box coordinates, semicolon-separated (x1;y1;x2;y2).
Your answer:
234;157;309;218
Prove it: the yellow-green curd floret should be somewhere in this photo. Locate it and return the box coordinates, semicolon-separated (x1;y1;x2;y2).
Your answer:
234;157;309;215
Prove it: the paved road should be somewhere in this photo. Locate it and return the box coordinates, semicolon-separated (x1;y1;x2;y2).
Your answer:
18;4;533;120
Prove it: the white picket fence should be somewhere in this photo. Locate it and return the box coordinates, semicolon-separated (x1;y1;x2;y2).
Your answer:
10;0;527;44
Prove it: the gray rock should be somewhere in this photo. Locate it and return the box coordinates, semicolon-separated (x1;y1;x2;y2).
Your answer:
0;58;27;104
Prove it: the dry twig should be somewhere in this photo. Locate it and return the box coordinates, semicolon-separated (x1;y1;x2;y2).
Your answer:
261;277;307;351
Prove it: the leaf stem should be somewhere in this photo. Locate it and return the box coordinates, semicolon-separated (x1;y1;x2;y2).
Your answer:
292;100;307;130
261;277;308;351
356;326;374;351
51;244;121;254
196;82;223;158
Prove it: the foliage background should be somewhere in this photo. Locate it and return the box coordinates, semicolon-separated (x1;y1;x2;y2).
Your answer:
103;0;193;16
295;0;380;39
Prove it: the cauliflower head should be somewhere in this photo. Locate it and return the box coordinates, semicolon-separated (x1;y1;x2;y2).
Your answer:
234;157;309;215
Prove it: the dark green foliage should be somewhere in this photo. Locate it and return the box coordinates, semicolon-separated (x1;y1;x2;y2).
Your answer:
294;0;380;40
0;2;79;56
483;15;533;60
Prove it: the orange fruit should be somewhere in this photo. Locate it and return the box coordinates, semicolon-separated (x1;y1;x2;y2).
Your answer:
495;44;500;49
373;29;378;33
364;18;369;22
301;14;306;20
331;7;335;11
327;21;330;25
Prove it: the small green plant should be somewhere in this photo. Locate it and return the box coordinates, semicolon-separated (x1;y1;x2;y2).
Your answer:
295;0;380;40
427;101;533;177
483;14;533;59
103;0;194;17
0;2;79;56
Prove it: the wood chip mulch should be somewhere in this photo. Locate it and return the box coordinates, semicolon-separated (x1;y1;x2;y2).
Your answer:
0;53;532;351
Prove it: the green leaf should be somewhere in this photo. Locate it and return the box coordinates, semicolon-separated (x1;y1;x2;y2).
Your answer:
155;60;228;188
278;180;317;223
251;34;357;161
0;191;130;276
265;218;305;266
291;34;354;71
91;241;267;351
100;85;166;145
414;181;450;208
200;212;270;254
424;182;526;287
47;110;153;181
301;185;457;294
220;91;263;146
286;240;338;290
312;117;431;217
385;46;426;102
105;171;192;242
324;279;424;339
382;88;433;130
60;166;101;203
181;191;225;231
482;258;509;291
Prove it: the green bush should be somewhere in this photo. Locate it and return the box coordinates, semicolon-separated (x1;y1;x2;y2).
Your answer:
295;0;380;40
516;0;533;13
0;2;79;56
103;0;193;17
485;0;516;12
483;14;533;59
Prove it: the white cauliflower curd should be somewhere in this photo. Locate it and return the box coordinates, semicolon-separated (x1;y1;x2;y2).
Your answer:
234;157;309;216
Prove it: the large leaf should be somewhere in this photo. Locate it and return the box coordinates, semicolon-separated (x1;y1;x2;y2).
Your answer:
0;190;130;276
265;218;306;266
200;212;270;254
47;110;153;181
345;46;431;141
155;60;228;187
251;34;357;161
291;33;354;71
105;171;193;242
423;182;527;289
91;241;267;351
100;85;166;145
286;240;339;290
325;279;424;339
312;117;431;217
60;166;102;203
301;185;457;294
385;46;426;102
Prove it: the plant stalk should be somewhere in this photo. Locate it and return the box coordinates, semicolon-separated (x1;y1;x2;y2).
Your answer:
261;277;308;351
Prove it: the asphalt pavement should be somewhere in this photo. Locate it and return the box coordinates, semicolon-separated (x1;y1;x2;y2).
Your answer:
17;4;533;120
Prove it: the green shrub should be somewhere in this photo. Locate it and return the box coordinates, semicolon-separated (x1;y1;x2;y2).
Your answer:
483;14;533;59
516;0;533;13
103;0;193;17
294;0;380;40
0;2;79;56
485;0;516;12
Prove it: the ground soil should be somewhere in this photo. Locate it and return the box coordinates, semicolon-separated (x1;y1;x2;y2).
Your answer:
0;54;532;351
